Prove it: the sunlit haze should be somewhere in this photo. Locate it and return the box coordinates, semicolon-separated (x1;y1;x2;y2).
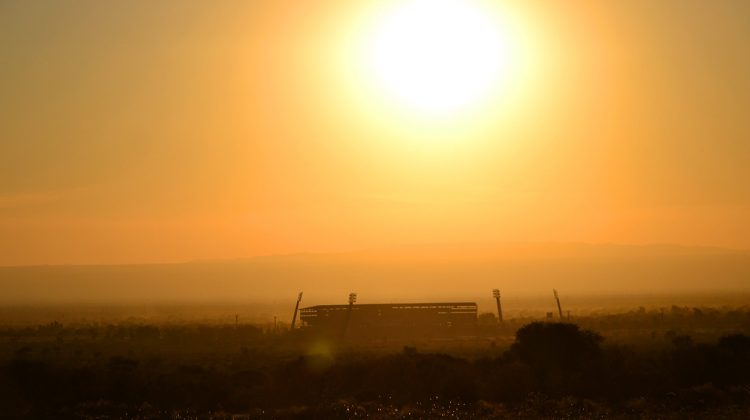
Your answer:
1;0;749;270
3;3;750;416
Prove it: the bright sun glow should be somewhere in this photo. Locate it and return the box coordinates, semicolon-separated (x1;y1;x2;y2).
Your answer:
367;0;509;114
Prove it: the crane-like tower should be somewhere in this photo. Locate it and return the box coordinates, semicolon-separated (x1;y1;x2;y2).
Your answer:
290;292;303;330
553;289;563;320
492;289;503;323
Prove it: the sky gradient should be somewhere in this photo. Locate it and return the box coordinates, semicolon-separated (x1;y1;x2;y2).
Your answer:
1;0;749;265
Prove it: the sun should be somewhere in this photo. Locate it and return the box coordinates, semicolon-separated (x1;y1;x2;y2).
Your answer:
367;0;509;115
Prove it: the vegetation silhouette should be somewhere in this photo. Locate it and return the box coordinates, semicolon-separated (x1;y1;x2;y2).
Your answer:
511;322;602;371
2;309;750;417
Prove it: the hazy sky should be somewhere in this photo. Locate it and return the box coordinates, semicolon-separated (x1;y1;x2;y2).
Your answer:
1;0;749;265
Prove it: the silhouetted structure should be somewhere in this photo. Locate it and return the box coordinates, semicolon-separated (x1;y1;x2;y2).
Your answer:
290;292;303;330
300;302;478;337
553;289;564;320
492;289;503;323
340;292;357;338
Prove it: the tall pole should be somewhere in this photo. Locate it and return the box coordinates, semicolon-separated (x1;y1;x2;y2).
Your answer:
290;292;303;330
492;289;503;323
341;292;357;339
553;289;563;320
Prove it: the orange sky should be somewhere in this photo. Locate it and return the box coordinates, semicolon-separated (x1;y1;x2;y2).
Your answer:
1;0;749;265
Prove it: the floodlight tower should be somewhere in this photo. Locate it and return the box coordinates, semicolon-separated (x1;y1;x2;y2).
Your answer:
492;289;503;323
553;289;564;320
341;292;357;339
290;292;303;330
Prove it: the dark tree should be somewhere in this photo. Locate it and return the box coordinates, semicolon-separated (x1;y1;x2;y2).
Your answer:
511;322;602;373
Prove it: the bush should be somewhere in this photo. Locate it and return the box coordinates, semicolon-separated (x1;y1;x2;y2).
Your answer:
510;322;602;374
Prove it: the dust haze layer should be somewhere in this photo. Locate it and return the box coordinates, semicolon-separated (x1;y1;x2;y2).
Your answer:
2;243;748;305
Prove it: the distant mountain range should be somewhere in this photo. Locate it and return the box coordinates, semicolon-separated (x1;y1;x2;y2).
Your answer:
1;243;748;303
